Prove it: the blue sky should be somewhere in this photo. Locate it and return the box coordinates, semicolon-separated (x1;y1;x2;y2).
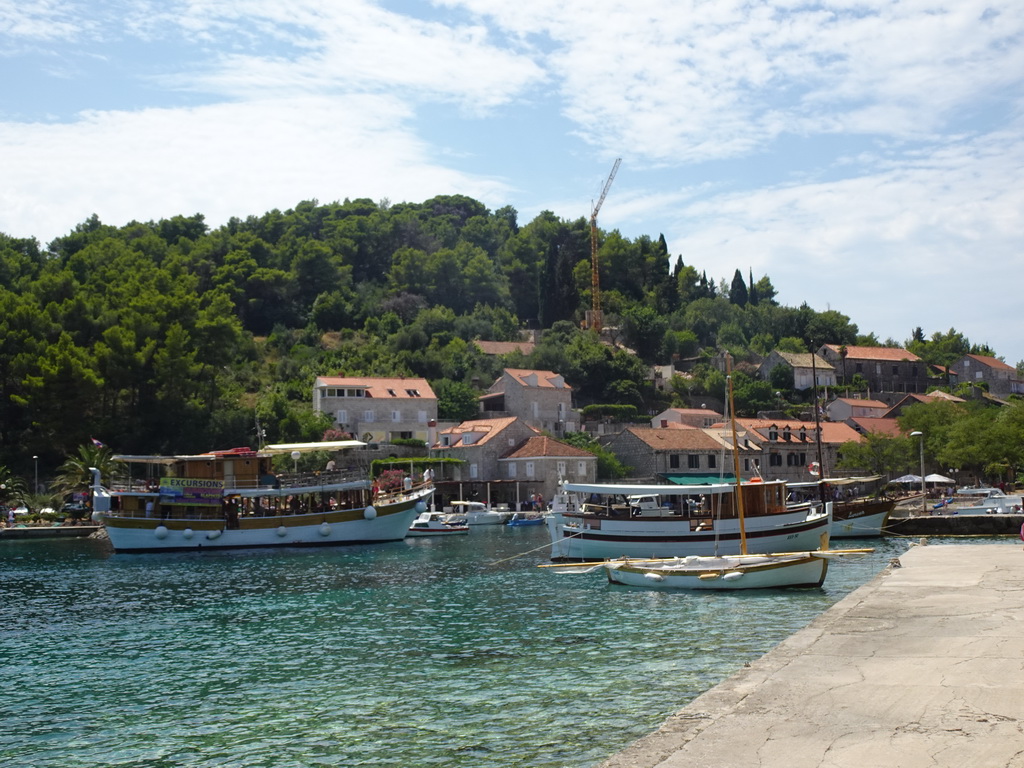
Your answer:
2;0;1023;366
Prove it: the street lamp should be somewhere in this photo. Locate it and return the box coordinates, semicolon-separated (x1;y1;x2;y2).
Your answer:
33;455;38;494
291;450;301;475
910;431;925;515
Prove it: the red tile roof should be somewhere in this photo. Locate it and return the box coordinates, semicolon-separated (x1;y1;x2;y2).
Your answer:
963;354;1014;372
623;427;728;451
436;417;523;447
822;344;921;362
502;368;571;389
503;436;595;459
315;376;435;399
849;417;904;437
733;418;863;445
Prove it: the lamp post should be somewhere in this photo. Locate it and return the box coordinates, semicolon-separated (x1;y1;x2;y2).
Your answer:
33;455;39;494
910;431;925;515
291;450;301;476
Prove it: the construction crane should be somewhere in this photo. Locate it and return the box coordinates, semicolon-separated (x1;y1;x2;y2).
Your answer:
587;157;621;332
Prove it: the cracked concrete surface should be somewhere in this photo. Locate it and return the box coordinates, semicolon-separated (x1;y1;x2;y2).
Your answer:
596;542;1024;768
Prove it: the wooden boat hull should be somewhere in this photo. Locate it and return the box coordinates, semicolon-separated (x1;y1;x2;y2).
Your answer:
100;490;430;552
546;507;831;561
605;553;829;590
831;498;895;538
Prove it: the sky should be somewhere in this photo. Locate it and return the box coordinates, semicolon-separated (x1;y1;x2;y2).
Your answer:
2;0;1023;366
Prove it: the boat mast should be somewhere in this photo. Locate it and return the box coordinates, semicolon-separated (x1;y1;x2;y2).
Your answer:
725;355;748;555
810;348;828;506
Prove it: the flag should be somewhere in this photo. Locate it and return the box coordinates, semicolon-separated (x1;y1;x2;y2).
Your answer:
90;437;105;447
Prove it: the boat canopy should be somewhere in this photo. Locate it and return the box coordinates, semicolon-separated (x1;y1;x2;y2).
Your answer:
789;475;882;489
263;440;365;455
562;481;749;496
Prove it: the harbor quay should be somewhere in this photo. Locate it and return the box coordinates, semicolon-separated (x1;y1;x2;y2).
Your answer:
597;541;1024;768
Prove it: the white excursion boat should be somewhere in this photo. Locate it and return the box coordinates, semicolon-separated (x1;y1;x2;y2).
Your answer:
449;500;510;526
407;511;470;537
90;441;433;553
545;480;831;561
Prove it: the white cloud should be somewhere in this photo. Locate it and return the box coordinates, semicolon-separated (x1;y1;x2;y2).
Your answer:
0;95;512;243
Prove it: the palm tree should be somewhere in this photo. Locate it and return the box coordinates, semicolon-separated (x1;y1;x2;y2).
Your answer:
0;465;28;514
52;443;122;501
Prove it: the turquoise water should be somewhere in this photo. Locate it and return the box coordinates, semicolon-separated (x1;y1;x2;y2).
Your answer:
1;529;916;767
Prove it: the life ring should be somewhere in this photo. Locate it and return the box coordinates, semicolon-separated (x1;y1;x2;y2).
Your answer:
807;462;821;477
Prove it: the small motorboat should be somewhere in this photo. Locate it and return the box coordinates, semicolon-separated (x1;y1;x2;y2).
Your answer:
506;511;544;527
407;511;470;537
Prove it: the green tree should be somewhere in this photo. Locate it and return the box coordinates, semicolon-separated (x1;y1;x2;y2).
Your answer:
433;379;480;421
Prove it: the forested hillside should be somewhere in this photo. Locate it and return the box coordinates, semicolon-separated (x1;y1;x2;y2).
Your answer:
0;195;1005;475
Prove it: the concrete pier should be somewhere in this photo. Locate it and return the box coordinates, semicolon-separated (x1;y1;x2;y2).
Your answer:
597;542;1024;768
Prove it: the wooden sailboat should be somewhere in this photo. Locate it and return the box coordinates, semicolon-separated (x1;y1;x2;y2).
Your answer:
544;358;871;590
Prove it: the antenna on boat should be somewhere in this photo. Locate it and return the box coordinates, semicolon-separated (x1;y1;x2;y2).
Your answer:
725;354;748;555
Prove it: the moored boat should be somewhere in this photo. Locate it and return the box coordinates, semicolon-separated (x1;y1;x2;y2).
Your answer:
407;511;470;537
790;477;895;538
90;441;433;553
449;500;510;526
546;479;831;561
506;511;544;527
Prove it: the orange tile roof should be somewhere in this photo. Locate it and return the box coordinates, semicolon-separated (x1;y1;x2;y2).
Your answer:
436;416;523;447
502;368;572;389
964;354;1014;372
822;344;921;362
503;436;595;459
624;427;728;451
734;418;863;444
849;417;904;437
315;376;435;399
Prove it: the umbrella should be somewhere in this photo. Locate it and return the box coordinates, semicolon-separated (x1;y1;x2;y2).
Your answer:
893;474;922;484
925;473;955;484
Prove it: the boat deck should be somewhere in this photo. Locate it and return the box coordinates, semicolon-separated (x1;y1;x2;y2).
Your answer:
596;542;1024;768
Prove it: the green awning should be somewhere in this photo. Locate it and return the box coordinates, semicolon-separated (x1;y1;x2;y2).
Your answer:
658;473;738;485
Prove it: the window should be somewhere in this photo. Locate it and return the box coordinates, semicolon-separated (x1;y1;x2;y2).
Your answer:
469;463;479;479
707;454;716;469
557;461;567;477
525;462;535;478
768;426;778;441
669;454;680;469
855;363;863;373
363;410;375;422
892;365;898;375
769;453;782;467
406;389;421;397
391;410;401;422
418;410;427;423
508;463;517;478
387;389;396;396
688;455;700;469
577;461;586;476
336;409;348;424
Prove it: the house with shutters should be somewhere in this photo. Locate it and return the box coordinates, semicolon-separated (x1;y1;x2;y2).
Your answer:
498;435;597;501
757;350;835;391
430;417;594;507
478;368;579;436
818;344;930;394
734;418;864;482
312;376;437;444
603;426;751;482
949;354;1024;397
